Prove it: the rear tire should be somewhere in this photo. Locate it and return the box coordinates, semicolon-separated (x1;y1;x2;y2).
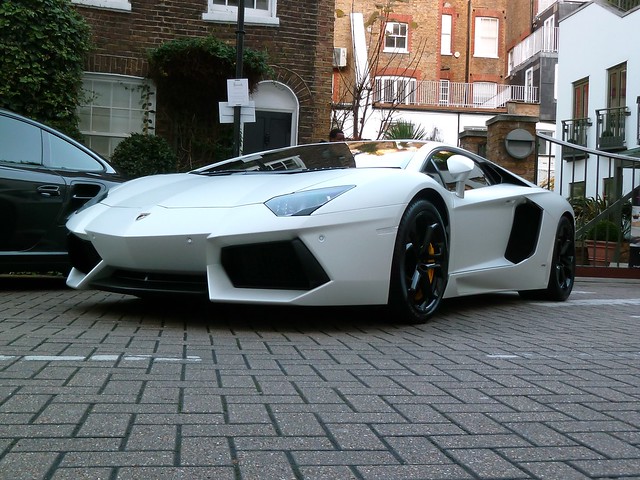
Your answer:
388;200;449;324
519;215;575;301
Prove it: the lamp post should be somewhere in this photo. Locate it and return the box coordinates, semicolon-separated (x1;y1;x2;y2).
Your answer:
232;0;245;157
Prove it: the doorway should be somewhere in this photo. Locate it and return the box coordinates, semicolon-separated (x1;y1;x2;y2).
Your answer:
242;111;292;154
241;80;299;155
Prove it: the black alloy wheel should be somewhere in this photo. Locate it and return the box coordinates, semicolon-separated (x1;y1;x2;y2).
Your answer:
389;199;449;324
519;215;575;301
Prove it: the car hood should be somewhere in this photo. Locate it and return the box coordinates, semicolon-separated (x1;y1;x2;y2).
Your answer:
102;170;366;209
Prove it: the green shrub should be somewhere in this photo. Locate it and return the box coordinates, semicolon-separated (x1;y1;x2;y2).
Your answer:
587;220;622;242
0;0;91;138
111;134;177;179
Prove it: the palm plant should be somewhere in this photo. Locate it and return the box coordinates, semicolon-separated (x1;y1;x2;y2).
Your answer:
383;120;427;140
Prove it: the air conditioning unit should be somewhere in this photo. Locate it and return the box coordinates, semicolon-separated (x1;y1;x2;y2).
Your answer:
333;47;347;68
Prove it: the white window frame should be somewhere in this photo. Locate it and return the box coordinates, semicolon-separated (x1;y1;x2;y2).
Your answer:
78;73;156;159
441;15;452;55
203;0;279;26
71;0;131;12
374;76;417;105
525;67;534;102
384;22;409;53
474;17;498;58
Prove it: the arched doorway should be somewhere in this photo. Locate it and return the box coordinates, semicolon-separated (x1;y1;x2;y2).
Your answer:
242;81;299;154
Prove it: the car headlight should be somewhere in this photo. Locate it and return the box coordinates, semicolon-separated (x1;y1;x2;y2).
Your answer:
265;185;355;216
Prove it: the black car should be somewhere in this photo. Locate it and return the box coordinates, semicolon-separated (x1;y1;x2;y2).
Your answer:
0;109;124;274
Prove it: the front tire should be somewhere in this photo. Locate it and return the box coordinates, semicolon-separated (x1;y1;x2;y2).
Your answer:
388;199;449;324
519;215;575;301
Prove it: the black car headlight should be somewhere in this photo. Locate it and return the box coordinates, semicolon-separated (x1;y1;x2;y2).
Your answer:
265;185;355;217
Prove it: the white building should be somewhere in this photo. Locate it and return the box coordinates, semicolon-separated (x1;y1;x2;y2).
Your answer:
555;0;640;198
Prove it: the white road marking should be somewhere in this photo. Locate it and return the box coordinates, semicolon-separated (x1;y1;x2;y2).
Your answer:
541;298;640;307
0;354;201;363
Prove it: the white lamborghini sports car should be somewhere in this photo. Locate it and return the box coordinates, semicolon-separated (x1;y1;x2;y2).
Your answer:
66;140;575;323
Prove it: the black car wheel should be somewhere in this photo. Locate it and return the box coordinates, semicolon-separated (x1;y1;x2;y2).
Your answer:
519;215;575;301
389;199;449;324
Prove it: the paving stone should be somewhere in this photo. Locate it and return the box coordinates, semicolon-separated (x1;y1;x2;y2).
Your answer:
1;278;640;479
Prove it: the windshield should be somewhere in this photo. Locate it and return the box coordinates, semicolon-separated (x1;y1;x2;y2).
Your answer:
195;143;356;174
192;140;433;175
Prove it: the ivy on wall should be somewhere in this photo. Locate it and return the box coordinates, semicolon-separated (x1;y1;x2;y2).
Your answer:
147;36;273;169
0;0;91;138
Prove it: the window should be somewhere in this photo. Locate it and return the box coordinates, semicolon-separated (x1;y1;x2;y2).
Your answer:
71;0;131;11
78;73;156;159
603;177;617;202
572;78;589;119
203;0;279;26
524;67;534;102
474;17;498;58
0;116;42;165
569;181;586;199
374;77;417;105
608;63;627;109
48;135;105;172
384;22;409;53
441;15;452;55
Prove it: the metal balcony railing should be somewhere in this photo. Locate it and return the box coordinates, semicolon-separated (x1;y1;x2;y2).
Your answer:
508;26;558;74
606;0;640;11
375;80;538;109
561;117;591;161
596;106;631;151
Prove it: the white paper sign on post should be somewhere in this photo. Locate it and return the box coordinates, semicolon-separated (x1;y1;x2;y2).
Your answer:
227;79;250;106
219;101;256;124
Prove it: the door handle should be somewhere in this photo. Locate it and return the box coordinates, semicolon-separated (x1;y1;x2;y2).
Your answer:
37;185;61;197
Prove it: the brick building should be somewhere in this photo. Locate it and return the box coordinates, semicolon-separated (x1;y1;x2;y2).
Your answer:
72;0;334;160
332;0;536;143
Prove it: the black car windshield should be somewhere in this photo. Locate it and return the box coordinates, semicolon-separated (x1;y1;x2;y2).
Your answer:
192;140;428;175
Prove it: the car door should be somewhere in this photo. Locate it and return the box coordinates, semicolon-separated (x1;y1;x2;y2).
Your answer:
0;115;68;252
425;148;533;275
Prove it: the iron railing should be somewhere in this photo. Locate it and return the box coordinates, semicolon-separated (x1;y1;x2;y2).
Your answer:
561;117;592;161
537;133;640;271
595;106;631;151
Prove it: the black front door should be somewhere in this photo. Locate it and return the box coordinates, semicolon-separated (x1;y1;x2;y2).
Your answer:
243;111;292;154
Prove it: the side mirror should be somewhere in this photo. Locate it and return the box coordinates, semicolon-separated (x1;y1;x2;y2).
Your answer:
447;154;475;198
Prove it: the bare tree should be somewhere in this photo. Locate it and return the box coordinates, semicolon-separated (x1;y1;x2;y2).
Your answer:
332;0;431;140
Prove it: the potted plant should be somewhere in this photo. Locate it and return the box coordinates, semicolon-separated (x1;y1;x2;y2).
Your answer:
585;219;622;266
570;195;630;266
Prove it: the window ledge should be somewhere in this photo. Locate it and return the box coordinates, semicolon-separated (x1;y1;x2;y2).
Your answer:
383;49;409;54
202;11;280;26
72;0;131;12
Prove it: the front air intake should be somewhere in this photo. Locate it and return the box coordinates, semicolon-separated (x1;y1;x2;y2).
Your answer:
221;239;329;290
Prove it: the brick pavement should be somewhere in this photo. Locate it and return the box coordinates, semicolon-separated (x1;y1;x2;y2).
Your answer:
0;276;639;479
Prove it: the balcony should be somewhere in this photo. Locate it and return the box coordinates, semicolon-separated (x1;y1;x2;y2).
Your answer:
374;80;538;110
561;117;592;161
596;106;631;152
508;26;558;74
606;0;640;11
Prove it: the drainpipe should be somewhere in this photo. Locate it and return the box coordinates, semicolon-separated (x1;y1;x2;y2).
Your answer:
465;0;472;83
